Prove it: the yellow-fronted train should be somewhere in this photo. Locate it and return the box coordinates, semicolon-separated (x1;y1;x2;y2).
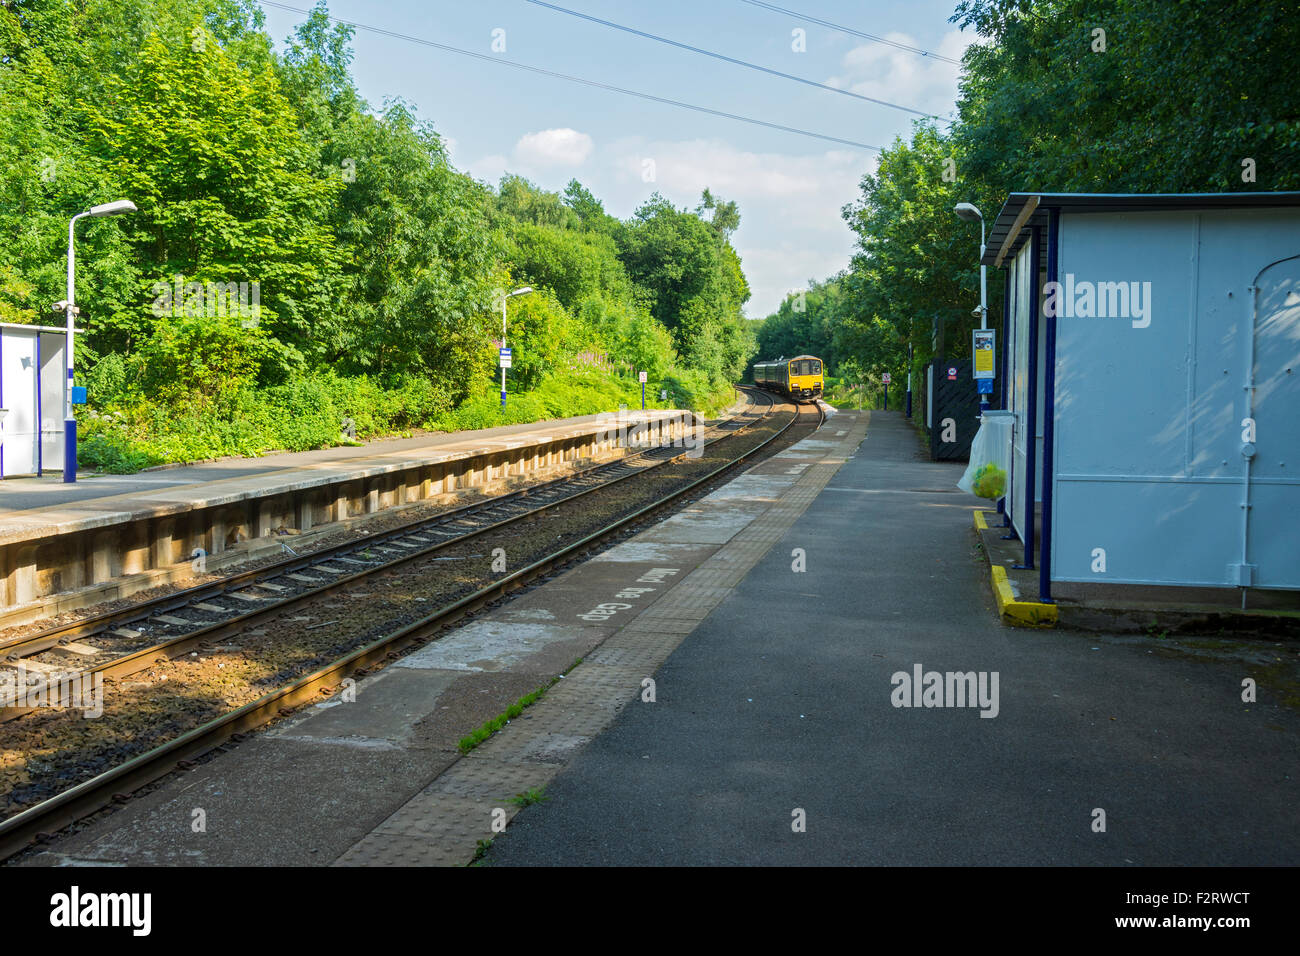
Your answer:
752;355;824;403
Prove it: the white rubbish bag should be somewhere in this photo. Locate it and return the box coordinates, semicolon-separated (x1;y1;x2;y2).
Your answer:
958;411;1013;498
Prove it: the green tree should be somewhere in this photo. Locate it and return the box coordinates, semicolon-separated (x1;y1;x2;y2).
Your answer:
617;193;751;383
322;100;499;391
84;27;344;374
840;124;984;379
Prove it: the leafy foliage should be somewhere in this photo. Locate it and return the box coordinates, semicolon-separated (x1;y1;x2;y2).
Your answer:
1;0;752;469
780;0;1298;405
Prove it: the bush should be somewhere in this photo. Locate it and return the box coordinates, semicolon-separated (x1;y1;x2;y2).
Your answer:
75;361;738;474
78;413;164;472
77;370;455;471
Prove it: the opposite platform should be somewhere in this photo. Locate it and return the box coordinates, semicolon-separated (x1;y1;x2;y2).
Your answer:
0;409;696;616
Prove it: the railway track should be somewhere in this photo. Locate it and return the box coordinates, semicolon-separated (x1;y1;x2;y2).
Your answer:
0;391;820;862
0;395;773;717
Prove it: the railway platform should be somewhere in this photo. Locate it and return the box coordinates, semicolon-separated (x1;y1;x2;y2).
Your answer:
12;408;1298;867
0;408;701;622
483;411;1299;866
13;404;864;866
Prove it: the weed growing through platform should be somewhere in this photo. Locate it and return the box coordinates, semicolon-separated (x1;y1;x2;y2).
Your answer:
471;838;493;865
455;656;585;754
457;685;550;754
510;787;548;807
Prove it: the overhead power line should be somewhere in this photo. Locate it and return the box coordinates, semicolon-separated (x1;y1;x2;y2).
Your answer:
524;0;944;121
738;0;963;66
260;1;883;151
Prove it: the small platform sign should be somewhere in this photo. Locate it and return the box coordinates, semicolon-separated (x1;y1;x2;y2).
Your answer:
639;370;647;383
499;348;512;368
947;367;958;380
882;373;892;384
972;329;995;380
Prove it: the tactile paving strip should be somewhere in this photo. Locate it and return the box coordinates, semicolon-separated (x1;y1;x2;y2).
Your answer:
334;412;870;866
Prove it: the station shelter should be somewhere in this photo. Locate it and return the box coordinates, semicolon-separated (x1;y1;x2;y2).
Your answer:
0;323;74;477
981;192;1300;602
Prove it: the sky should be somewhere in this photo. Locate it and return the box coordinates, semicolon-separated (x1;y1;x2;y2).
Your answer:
258;1;976;318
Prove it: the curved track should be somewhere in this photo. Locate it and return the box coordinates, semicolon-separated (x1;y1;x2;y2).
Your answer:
0;393;777;716
0;389;819;861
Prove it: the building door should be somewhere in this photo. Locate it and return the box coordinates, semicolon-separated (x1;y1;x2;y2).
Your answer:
1245;254;1300;588
38;333;66;472
928;358;979;460
1008;242;1033;541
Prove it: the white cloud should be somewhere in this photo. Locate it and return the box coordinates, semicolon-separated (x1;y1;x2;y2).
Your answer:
466;153;510;188
827;30;972;120
603;138;874;315
738;243;856;325
609;140;832;200
513;127;594;167
461;136;883;318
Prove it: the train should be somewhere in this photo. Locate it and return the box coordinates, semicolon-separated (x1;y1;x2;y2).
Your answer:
751;354;825;403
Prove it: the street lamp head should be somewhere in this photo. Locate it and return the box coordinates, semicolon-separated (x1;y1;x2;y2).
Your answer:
508;286;534;297
953;202;982;222
87;199;137;217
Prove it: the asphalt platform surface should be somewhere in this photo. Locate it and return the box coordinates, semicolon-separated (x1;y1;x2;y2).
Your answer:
486;410;1300;866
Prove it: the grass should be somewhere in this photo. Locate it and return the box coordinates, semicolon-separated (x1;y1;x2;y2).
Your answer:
455;656;584;755
456;683;552;755
471;839;493;865
461;656;590;867
79;366;739;473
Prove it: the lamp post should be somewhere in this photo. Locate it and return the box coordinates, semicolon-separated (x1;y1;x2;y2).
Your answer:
500;286;533;409
954;201;989;413
65;199;136;482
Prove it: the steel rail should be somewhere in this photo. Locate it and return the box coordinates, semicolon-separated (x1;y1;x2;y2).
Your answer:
2;399;767;656
0;396;817;862
1;396;775;709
